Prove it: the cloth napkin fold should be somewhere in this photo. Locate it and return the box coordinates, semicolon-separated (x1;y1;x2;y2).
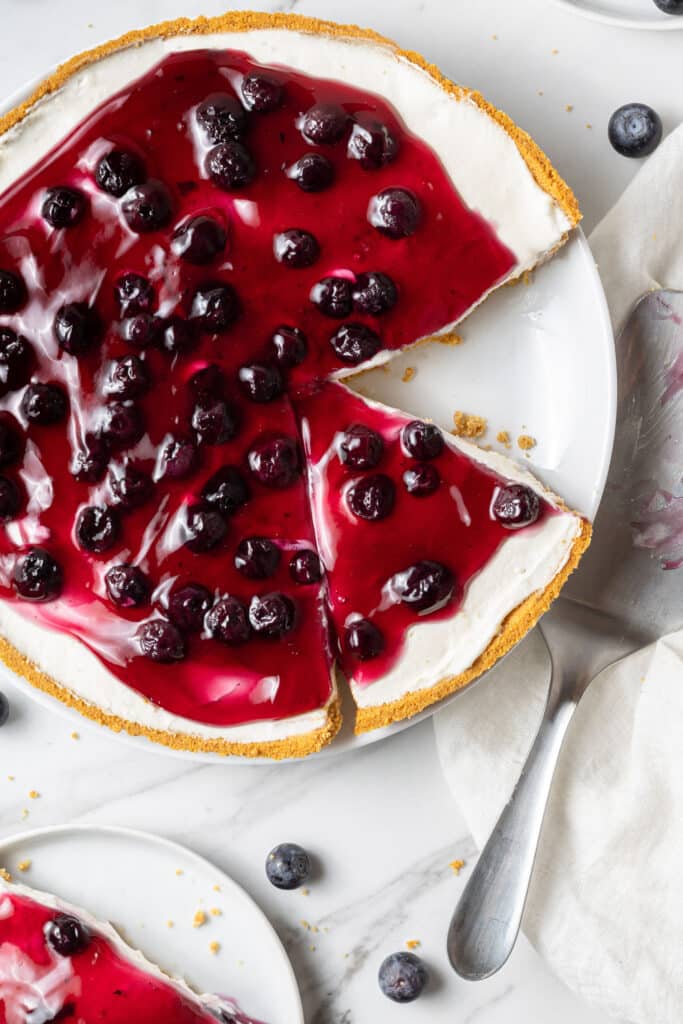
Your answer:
435;124;683;1024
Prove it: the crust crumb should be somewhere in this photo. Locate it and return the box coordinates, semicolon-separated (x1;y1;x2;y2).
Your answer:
406;939;421;950
434;331;463;346
193;910;207;928
0;868;12;882
17;859;31;872
7;776;14;782
496;430;512;449
452;411;487;438
212;884;221;892
300;919;311;931
586;123;593;130
565;104;574;113
20;809;28;820
450;859;466;875
209;940;220;955
301;887;310;896
517;434;536;451
175;869;184;876
401;366;416;383
551;48;559;55
209;907;221;917
28;790;39;799
70;732;79;740
167;920;174;928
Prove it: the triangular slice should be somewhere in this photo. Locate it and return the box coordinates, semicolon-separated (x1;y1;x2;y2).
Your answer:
296;380;590;731
0;877;255;1024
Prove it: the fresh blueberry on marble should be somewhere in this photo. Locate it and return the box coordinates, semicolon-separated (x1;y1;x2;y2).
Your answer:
45;915;91;957
378;951;428;1003
274;229;320;269
105;564;150;608
13;547;63;601
95;149;145;197
41;186;87;228
21;383;68;426
346;618;385;660
266;843;311;890
347;119;399;169
352;271;397;315
247;435;300;488
608;103;663;157
172;214;227;264
206;596;251;645
183;503;228;553
346;473;395;520
201;465;249;516
241;72;284;112
288;153;335;192
190;282;240;333
329;323;381;365
338;424;384;470
0;328;34;394
249;593;296;638
122;180;173;233
54;302;103;356
167;583;213;634
137;618;186;662
234;536;281;579
390;560;455;612
368;187;421;238
205;142;256;190
310;276;352;318
109;464;154;510
270;325;308;368
75;505;120;554
289;548;322;585
492;483;541;528
0;690;8;727
195;92;248;143
401;419;444;460
300;102;349;145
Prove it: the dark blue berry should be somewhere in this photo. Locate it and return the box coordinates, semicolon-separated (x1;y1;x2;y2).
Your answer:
53;303;102;356
196;93;248;143
352;272;397;315
249;593;296;638
206;596;251;645
270;325;307;369
346;473;395;521
378;952;428;1003
105;564;149;608
191;396;238;445
0;269;27;313
274;229;320;269
347;119;398;170
70;435;108;484
137;618;186;662
300;103;349;145
114;273;155;317
162;316;198;354
390;560;455;613
188;363;224;398
109;464;153;509
121;314;162;349
45;915;91;957
41;187;87;228
234;536;280;579
206;142;256;190
491;483;540;528
289;549;322;585
238;363;283;403
172;215;227;265
0;476;22;520
95;149;145;197
159;436;198;480
241;72;284;112
98;401;144;449
104;355;150;400
266;843;311;890
0;692;8;727
0;416;22;465
608;103;662;157
368;188;421;239
338;424;383;470
201;466;249;516
310;277;352;318
122;181;173;234
288;153;334;193
190;283;240;333
0;328;34;394
401;420;444;460
330;323;381;365
247;435;300;488
653;0;683;11
13;547;63;601
184;503;227;553
21;383;68;426
403;463;440;497
167;583;213;633
75;505;120;554
346;618;384;661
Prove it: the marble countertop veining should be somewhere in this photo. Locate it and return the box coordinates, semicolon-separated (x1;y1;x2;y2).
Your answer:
0;1;679;1021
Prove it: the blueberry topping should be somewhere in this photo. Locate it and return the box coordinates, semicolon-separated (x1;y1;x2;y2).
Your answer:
300;103;349;145
338;424;384;470
403;463;440;497
21;383;68;426
288;153;335;193
98;401;144;449
352;272;397;315
653;0;683;11
266;843;311;890
188;363;225;398
196;93;248;143
105;563;149;608
249;592;296;638
238;363;284;403
172;215;227;265
329;323;381;365
75;504;120;554
289;549;322;585
206;142;256;190
0;270;26;313
390;560;455;613
13;547;63;601
114;273;155;317
54;302;103;356
41;186;87;228
162;316;198;354
167;583;213;633
247;435;300;488
346;618;385;660
184;502;228;553
95;149;145;197
70;435;109;484
241;73;284;113
0;692;8;728
109;463;153;509
401;420;444;460
368;188;421;239
159;436;198;480
347;119;399;170
491;483;541;528
190;282;240;333
274;229;320;269
310;277;352;318
0;417;22;466
234;536;280;579
201;465;249;516
191;395;238;445
270;325;308;369
206;596;251;645
608;103;663;158
0;328;34;393
378;952;428;1003
45;915;91;957
0;477;22;520
137;618;186;662
104;355;150;400
122;180;173;233
346;473;395;521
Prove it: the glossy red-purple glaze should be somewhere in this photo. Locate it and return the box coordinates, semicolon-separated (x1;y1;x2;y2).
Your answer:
0;49;517;726
296;381;553;685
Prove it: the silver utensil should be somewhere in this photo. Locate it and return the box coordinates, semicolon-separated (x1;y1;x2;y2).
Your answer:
447;289;683;980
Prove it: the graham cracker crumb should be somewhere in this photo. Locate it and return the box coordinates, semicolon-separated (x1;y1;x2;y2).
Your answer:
551;48;559;55
401;366;416;383
17;859;31;872
537;90;544;96
0;868;12;882
311;925;319;934
28;790;39;800
20;809;28;820
450;859;466;875
71;732;79;740
212;884;221;892
565;104;573;112
300;919;311;931
518;434;536;451
301;887;310;896
406;939;421;950
167;920;174;928
452;411;487;439
496;430;512;449
7;776;14;782
491;34;498;40
193;910;207;929
434;331;462;346
175;869;184;876
209;941;220;955
586;123;593;130
309;944;317;952
209;907;221;917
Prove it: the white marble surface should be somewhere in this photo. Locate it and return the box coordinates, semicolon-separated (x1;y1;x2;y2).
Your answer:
0;1;679;1021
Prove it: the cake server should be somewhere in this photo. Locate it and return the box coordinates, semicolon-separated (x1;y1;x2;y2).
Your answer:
447;288;683;980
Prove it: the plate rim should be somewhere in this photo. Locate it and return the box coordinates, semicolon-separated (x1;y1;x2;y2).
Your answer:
549;0;683;30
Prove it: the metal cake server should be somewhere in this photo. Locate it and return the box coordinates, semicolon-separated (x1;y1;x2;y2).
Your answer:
447;289;683;980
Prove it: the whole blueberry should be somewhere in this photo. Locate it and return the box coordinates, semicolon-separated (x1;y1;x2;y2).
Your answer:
13;547;63;601
368;188;421;239
196;93;248;144
329;323;381;366
45;915;91;957
338;424;384;470
289;549;322;585
403;463;440;497
300;103;349;145
249;592;297;638
70;435;109;484
491;483;540;528
95;149;145;197
288;153;335;193
0;269;26;313
54;303;103;356
401;420;444;460
41;186;87;228
188;363;225;399
172;215;227;265
608;103;663;158
137;618;186;662
109;463;153;509
390;560;455;613
346;473;395;521
310;277;352;318
352;272;397;315
190;282;240;333
98;401;144;449
162;316;198;354
270;325;308;369
266;842;311;890
159;436;198;480
105;563;149;608
234;536;280;579
378;952;428;1003
238;363;284;403
122;181;173;234
0;328;34;394
167;583;213;633
206;596;251;645
247;435;300;488
21;383;68;426
653;0;683;11
114;273;155;317
104;355;150;400
347;119;399;170
241;73;284;113
0;476;21;520
191;396;238;445
201;465;249;516
75;504;120;554
274;229;320;269
346;618;385;661
184;503;228;553
0;692;8;727
206;142;256;191
0;417;21;466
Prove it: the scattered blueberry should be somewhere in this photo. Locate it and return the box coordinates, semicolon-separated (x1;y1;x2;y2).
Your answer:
45;915;91;957
70;435;109;484
378;952;428;1003
289;549;322;585
338;424;384;470
300;103;349;145
190;282;240;333
122;180;173;233
0;270;26;314
403;463;440;497
346;618;385;661
191;395;238;445
137;618;186;662
104;354;150;400
159;436;199;480
201;465;250;517
21;383;68;426
196;93;248;144
205;142;256;190
266;842;311;890
183;503;228;553
13;547;63;601
247;435;300;488
162;316;198;354
241;73;284;113
95;149;145;197
0;476;21;520
274;229;320;269
172;215;227;265
270;325;308;369
401;420;444;460
188;363;224;399
652;0;683;11
53;302;103;356
346;473;395;520
352;272;397;315
390;560;455;613
368;188;421;239
41;186;87;228
206;596;251;645
608;103;663;157
75;504;120;554
109;463;153;509
249;592;296;638
114;273;155;317
0;328;34;394
288;153;335;193
329;323;381;365
167;583;213;633
0;416;22;466
491;483;540;528
310;277;352;318
0;691;8;727
98;401;144;449
234;536;280;579
105;563;149;608
238;363;284;403
347;119;399;170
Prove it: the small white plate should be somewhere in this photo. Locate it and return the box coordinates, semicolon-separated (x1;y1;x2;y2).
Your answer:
0;824;303;1024
550;0;683;30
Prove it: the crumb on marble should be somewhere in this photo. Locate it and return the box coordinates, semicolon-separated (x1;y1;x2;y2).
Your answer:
20;809;29;820
586;123;593;130
309;944;316;952
0;868;11;882
496;430;512;449
401;366;416;383
450;859;466;875
7;776;14;782
551;48;559;55
175;868;184;876
209;941;220;955
300;919;311;931
28;790;39;800
301;887;310;896
434;331;462;346
210;907;222;917
71;732;79;740
406;939;421;950
212;884;221;892
518;434;536;451
167;920;174;928
537;90;544;96
17;859;31;873
491;33;498;40
452;411;487;439
565;104;574;112
193;910;207;928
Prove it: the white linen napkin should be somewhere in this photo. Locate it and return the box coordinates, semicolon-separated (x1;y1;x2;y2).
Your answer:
434;124;683;1024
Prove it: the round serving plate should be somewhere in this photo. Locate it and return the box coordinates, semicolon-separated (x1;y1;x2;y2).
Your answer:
0;824;303;1024
550;0;683;30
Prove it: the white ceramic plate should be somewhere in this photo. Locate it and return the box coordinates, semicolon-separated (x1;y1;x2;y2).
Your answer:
550;0;683;30
0;824;303;1024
